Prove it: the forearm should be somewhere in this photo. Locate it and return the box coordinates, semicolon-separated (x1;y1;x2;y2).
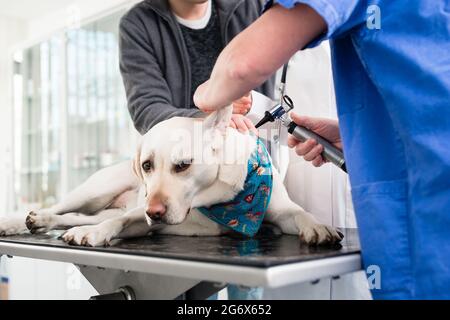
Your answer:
195;4;326;111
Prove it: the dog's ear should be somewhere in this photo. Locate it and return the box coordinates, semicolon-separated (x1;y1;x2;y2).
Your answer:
132;142;143;181
202;105;233;135
218;163;247;193
203;105;247;191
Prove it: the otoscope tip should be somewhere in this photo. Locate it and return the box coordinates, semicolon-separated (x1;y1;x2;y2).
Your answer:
255;112;274;128
255;119;266;129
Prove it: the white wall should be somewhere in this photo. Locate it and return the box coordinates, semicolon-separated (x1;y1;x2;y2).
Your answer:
0;0;140;215
0;16;26;219
0;0;139;300
26;0;139;43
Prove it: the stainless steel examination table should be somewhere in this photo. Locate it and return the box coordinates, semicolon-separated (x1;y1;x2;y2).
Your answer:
0;227;362;299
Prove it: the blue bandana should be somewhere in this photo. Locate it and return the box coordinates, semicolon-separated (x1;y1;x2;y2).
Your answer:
198;138;273;237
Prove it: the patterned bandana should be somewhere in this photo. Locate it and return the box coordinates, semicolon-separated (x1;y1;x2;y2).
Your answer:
198;138;273;237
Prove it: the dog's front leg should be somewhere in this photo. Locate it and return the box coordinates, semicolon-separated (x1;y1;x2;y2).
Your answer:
265;171;343;245
0;218;28;236
26;209;124;234
62;206;155;247
159;209;225;236
268;206;343;245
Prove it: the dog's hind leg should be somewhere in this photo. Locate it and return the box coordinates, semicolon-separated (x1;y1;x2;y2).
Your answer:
62;207;153;247
265;171;343;245
31;161;139;217
26;209;125;234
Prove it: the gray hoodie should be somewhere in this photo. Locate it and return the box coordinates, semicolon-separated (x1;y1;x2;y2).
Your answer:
119;0;275;134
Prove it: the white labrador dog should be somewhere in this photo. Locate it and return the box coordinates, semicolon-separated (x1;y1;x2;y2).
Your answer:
0;106;343;246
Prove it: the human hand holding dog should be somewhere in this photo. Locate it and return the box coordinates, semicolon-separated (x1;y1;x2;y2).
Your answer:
232;92;252;115
287;113;342;167
230;93;255;133
196;86;256;134
229;114;258;135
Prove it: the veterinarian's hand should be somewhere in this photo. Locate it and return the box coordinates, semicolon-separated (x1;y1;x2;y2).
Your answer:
194;80;216;112
287;113;342;167
232;92;252;115
229;114;258;135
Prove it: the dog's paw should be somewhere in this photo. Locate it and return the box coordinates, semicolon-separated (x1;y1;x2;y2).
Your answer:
298;223;344;246
62;225;114;247
0;218;27;236
25;211;56;234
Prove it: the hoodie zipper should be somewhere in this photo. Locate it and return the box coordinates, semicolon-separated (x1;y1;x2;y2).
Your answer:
221;0;245;45
173;22;192;109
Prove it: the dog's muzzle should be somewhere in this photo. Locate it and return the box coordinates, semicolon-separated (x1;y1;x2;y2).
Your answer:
146;202;167;222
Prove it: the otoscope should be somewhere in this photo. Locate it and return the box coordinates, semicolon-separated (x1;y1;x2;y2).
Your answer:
255;94;347;173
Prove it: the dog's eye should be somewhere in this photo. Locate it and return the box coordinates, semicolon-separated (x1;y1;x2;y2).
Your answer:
142;161;153;172
174;160;192;173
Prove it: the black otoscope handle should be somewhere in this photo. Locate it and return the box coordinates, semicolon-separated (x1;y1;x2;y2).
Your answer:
287;122;347;173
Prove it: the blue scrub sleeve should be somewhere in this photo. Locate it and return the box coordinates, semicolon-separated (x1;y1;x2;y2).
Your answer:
263;0;371;47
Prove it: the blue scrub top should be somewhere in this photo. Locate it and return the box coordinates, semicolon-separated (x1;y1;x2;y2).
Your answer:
267;0;450;299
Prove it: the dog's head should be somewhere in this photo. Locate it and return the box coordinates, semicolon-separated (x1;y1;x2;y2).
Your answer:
133;106;254;225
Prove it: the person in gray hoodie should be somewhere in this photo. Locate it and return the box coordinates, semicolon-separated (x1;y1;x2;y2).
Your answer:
119;0;275;134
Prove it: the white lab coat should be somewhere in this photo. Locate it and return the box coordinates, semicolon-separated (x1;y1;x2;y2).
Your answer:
250;42;371;299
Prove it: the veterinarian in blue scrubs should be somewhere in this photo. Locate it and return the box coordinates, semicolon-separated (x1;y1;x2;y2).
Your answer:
194;0;450;299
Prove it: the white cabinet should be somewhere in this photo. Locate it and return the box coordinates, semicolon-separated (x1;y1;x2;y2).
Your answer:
14;37;63;209
7;8;138;300
12;9;137;213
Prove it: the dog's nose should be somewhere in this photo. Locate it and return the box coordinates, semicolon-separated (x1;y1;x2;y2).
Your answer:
146;201;167;221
